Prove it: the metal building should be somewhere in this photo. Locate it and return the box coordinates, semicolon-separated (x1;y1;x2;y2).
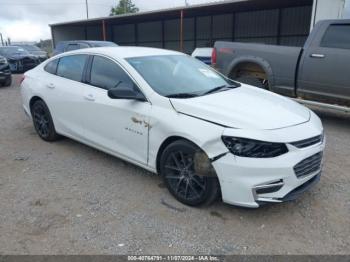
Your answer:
50;0;324;54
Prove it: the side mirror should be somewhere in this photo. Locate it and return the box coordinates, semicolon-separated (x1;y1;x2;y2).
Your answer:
108;83;146;102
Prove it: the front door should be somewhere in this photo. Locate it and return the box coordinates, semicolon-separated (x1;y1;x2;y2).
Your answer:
80;55;150;165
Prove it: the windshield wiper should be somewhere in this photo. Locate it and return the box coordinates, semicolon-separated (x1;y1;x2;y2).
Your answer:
166;93;199;98
202;85;236;96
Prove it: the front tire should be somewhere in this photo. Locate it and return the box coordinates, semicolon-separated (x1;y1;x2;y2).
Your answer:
31;100;60;141
160;140;220;206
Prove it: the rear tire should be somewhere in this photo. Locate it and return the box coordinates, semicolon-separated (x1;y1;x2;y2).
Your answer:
160;139;220;206
31;100;60;142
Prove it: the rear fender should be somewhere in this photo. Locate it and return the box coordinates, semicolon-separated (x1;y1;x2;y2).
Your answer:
227;56;275;88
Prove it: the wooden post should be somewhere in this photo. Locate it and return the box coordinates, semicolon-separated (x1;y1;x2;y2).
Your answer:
102;20;106;41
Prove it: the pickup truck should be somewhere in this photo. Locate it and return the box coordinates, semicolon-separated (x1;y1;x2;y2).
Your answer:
213;19;350;108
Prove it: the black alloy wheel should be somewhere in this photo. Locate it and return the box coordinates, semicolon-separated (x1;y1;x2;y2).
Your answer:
31;100;60;141
160;140;220;206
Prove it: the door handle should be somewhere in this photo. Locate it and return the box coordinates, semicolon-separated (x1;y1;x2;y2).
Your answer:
84;94;95;101
310;54;325;58
46;83;55;89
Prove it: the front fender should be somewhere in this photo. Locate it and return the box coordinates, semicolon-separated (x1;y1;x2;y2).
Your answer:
148;106;228;171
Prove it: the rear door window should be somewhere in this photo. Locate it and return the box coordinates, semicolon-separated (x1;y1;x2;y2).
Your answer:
57;55;87;82
321;24;350;49
89;55;134;90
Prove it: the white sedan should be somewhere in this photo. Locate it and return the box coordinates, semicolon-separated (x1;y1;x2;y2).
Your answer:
21;47;325;208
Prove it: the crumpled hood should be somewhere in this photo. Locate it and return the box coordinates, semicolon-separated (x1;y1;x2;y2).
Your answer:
170;85;311;130
30;51;47;57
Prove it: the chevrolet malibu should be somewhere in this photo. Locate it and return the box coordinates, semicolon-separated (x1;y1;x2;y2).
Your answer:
21;47;325;208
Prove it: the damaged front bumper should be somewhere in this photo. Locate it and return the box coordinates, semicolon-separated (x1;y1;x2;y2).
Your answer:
212;142;324;208
210;116;325;208
8;57;40;73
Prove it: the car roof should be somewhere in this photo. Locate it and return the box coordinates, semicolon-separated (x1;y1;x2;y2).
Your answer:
62;46;184;59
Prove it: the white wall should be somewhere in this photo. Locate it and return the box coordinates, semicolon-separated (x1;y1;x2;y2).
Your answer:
311;0;346;30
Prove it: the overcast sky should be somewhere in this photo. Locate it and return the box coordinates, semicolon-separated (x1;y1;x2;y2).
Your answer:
0;0;350;42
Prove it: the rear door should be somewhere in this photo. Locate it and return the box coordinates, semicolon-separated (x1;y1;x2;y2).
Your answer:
48;54;88;138
298;23;350;105
80;55;150;165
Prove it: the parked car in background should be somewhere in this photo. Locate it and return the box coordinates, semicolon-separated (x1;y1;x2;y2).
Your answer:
191;48;213;65
21;47;325;208
0;46;40;73
0;55;12;86
213;19;350;109
15;44;48;62
52;40;118;56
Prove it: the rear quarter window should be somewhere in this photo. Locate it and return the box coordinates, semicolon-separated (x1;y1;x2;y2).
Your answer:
321;24;350;49
44;59;59;75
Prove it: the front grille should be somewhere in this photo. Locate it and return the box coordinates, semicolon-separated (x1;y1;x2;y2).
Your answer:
291;135;322;148
294;152;323;178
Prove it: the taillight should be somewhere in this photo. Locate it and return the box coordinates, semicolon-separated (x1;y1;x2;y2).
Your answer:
20;75;25;85
211;47;217;65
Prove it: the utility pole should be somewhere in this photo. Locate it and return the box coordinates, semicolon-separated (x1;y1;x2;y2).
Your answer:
85;0;89;19
0;33;4;46
185;0;189;6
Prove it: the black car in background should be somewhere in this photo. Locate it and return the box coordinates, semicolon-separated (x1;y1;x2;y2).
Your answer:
0;55;12;87
15;44;48;62
52;40;118;56
0;46;40;73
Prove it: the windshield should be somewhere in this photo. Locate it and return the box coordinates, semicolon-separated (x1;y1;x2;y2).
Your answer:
127;55;238;97
0;47;30;56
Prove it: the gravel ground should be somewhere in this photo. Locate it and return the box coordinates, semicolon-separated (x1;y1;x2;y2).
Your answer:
0;75;349;255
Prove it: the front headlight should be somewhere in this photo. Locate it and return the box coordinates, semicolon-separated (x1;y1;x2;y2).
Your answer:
222;136;288;158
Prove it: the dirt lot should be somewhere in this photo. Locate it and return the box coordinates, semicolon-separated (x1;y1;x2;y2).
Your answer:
0;75;349;255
